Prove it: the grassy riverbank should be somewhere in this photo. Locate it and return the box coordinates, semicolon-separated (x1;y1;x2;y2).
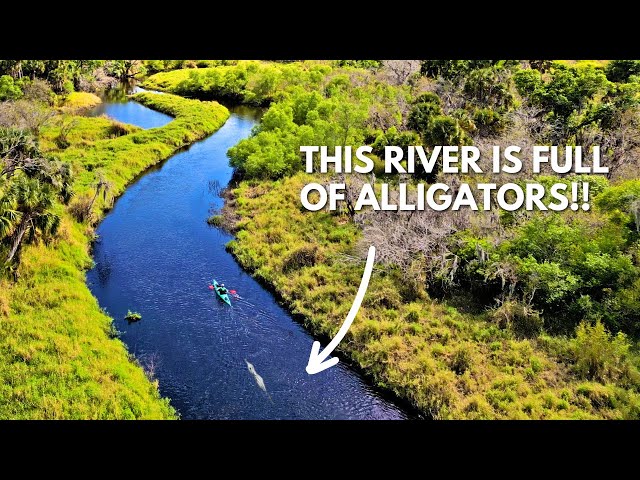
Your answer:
226;174;640;419
0;93;229;418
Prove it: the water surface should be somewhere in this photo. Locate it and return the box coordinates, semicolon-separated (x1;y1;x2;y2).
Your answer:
86;90;408;419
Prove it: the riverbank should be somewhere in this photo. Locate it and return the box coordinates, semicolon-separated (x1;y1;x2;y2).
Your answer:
59;91;102;113
144;62;640;419
224;174;640;419
0;92;229;418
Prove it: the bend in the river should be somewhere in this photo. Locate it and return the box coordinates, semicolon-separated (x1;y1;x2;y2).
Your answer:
85;85;409;419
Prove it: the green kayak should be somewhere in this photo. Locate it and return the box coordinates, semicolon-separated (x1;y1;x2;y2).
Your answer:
213;279;231;306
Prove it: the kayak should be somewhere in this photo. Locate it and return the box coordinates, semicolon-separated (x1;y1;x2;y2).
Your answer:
212;279;232;306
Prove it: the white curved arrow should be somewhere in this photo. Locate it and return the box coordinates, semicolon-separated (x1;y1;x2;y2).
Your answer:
305;245;376;375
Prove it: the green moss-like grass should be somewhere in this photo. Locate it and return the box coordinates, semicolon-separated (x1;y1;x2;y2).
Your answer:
0;92;229;418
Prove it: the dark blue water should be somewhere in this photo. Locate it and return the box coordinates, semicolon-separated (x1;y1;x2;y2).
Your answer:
86;92;407;419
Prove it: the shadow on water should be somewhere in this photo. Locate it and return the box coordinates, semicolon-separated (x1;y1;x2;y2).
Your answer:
85;85;413;420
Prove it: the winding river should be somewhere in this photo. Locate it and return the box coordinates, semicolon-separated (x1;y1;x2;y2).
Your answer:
86;86;408;419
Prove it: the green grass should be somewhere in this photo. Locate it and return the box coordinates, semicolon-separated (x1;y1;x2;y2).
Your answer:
225;173;640;419
41;115;140;152
59;91;102;111
143;61;333;105
0;92;229;418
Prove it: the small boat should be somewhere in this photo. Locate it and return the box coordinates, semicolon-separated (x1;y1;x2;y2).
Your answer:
212;279;232;306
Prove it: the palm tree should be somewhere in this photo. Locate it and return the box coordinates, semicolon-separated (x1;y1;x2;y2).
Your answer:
4;176;60;265
0;187;19;240
90;171;113;211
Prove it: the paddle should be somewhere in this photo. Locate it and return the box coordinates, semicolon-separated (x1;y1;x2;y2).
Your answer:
208;284;237;295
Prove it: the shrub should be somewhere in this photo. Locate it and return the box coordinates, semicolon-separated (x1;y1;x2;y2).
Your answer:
491;300;543;338
282;245;322;272
407;101;442;134
207;215;223;226
572;320;632;382
0;75;23;101
450;347;472;374
68;194;94;223
405;309;420;323
473;108;506;136
605;60;640;83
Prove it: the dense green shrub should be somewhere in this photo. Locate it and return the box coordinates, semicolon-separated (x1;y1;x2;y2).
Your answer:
514;64;610;126
605;60;640;83
572;320;633;382
0;75;23;101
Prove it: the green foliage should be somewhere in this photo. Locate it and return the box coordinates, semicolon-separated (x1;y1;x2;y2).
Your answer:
217;59;640;420
334;60;382;70
473;108;506;136
491;300;543;338
605;60;640;83
0;75;23;101
423;115;469;146
514;64;610;129
371;127;421;158
451;209;640;335
105;61;146;80
227;74;399;179
125;310;142;322
0;61;103;93
463;66;515;110
407;91;471;147
407;101;442;133
146;61;406;180
207;215;222;226
572;320;633;382
144;61;332;106
420;60;513;80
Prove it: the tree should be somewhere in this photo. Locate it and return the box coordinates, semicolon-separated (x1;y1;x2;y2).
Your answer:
22;78;54;105
0;128;41;178
420;60;512;80
463;67;515;110
0;75;23;101
68;171;112;223
382;60;421;85
106;60;147;80
0;100;55;136
1;129;73;264
605;60;640;83
4;176;61;265
0;184;19;240
89;172;113;211
586;106;640;179
528;60;553;73
408;101;442;133
578;83;640;179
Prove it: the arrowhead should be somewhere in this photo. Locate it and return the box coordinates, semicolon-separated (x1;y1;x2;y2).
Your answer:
305;341;339;374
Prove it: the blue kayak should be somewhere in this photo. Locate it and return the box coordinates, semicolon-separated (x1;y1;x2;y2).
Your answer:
213;279;231;306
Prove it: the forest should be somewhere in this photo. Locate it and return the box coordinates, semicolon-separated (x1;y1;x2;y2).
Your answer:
2;59;640;418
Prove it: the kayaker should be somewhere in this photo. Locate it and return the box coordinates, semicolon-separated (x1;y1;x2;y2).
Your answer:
218;283;228;295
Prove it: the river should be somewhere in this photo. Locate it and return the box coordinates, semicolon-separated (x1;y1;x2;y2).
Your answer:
86;86;409;419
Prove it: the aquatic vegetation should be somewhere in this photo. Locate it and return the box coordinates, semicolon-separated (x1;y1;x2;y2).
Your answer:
125;310;142;323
